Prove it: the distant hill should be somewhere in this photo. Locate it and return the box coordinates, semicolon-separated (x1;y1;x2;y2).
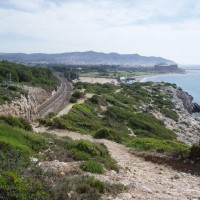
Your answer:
0;51;175;66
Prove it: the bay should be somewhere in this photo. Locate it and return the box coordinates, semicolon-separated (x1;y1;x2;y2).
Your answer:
143;70;200;105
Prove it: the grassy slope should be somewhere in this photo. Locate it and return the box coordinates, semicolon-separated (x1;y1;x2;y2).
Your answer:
0;117;119;199
0;61;59;90
0;61;59;104
49;82;189;154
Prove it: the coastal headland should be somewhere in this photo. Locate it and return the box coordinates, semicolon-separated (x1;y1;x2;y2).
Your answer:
0;61;200;200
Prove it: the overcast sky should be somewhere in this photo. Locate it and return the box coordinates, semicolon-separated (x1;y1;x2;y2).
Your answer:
0;0;200;64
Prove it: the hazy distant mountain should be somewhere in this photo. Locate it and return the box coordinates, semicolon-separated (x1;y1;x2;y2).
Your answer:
0;51;175;66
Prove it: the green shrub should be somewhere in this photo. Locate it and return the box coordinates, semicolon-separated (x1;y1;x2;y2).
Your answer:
154;98;174;109
77;176;106;194
160;108;179;121
134;129;154;137
189;143;200;162
128;113;176;140
126;138;189;153
94;128;122;143
84;83;117;94
71;140;108;157
0;123;47;154
89;95;108;106
0;171;29;200
8;85;19;91
84;177;106;193
69;149;91;161
65;139;118;171
46;112;56;119
72;90;84;99
0;116;32;131
69;96;77;103
53;103;102;133
0;61;59;91
8;86;27;97
80;160;104;174
2;96;11;102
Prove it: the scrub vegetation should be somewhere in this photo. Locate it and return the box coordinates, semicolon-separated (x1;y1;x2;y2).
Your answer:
0;61;59;105
0;117;119;199
44;81;200;158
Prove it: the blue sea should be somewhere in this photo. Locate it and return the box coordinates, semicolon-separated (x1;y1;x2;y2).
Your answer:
143;68;200;117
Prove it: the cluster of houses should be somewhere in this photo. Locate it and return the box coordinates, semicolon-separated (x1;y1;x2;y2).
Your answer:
118;77;136;84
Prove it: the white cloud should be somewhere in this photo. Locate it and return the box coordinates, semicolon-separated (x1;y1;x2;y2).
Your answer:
0;0;200;64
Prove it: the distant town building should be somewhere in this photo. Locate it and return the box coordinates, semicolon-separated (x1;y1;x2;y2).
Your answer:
118;77;135;84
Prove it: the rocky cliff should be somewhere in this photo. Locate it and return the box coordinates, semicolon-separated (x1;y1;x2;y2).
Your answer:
0;86;50;121
176;88;200;113
156;85;200;145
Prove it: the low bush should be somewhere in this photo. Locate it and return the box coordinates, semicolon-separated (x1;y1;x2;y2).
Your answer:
154;98;174;109
69;149;91;161
189;143;200;162
0;171;30;200
80;160;104;174
71;140;108;158
72;90;84;99
0;115;32;131
0;123;47;155
134;129;154;138
160;108;179;121
65;139;118;172
52;103;103;133
84;83;117;94
69;96;77;103
1;96;11;102
46;112;56;119
89;95;108;106
77;176;106;195
94;128;122;143
128;113;176;140
0;120;120;199
126;138;189;153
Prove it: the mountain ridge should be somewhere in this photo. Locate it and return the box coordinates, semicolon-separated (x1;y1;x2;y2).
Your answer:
0;51;176;66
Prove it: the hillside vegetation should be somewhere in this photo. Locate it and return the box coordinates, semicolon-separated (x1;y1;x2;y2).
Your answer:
41;81;194;155
0;61;59;105
0;60;59;90
0;117;121;199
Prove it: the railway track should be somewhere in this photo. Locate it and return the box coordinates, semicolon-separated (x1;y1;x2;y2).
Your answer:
37;73;72;116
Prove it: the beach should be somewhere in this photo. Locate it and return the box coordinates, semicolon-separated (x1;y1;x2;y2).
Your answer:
79;77;117;84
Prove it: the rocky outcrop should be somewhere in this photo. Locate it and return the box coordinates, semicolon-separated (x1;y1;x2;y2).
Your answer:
192;102;200;113
157;85;200;145
175;87;200;113
0;86;50;121
176;88;194;113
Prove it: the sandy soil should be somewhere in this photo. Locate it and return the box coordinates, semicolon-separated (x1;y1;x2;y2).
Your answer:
135;72;185;82
79;77;117;84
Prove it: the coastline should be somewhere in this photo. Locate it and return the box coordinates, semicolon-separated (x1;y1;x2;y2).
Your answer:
134;71;187;83
79;72;186;84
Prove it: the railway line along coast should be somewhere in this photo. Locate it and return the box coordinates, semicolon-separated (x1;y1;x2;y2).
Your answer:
37;73;72;116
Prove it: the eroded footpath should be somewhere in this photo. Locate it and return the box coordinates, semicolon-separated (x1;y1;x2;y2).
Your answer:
44;129;200;200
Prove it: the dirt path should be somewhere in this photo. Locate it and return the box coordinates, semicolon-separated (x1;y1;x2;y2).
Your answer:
48;129;200;200
56;93;94;117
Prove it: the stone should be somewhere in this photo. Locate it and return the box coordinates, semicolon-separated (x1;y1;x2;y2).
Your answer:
174;174;180;179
